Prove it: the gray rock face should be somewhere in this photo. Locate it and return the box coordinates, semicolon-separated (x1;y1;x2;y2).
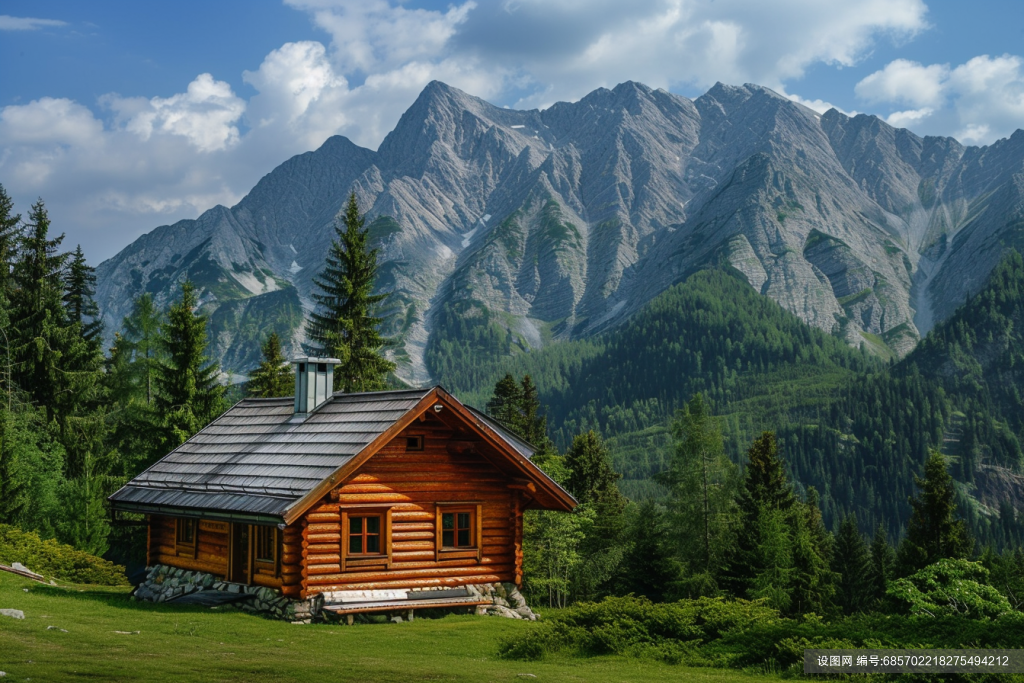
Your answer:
95;80;1024;377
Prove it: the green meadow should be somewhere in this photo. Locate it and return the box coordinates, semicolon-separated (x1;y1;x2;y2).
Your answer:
0;572;778;683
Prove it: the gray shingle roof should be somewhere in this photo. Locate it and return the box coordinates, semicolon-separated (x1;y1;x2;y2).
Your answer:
109;388;433;523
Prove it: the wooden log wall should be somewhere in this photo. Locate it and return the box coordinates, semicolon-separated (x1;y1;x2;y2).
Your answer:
147;515;229;577
300;420;521;597
147;515;302;596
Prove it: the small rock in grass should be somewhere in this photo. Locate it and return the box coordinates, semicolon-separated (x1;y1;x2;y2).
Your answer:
22;589;28;593
46;626;68;632
0;610;24;620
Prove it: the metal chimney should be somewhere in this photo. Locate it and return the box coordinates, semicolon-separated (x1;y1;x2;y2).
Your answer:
293;357;340;414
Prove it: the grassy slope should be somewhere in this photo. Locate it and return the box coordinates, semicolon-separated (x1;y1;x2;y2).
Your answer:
0;573;777;682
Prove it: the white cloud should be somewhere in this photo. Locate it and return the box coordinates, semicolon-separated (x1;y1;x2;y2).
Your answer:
103;74;246;152
0;15;67;31
855;59;948;108
0;0;945;262
856;54;1024;144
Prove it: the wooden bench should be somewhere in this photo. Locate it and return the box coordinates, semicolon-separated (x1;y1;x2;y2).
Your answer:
319;588;490;624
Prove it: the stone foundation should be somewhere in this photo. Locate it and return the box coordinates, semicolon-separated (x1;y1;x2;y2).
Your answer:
133;565;537;622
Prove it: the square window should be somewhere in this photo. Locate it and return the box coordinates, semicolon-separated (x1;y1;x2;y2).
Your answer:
406;435;424;451
440;510;476;549
348;514;383;555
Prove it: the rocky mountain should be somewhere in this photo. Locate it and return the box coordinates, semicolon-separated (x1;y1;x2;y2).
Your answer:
94;80;1024;380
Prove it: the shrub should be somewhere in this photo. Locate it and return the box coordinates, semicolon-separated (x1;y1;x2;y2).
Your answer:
0;524;128;586
497;595;781;664
887;559;1012;619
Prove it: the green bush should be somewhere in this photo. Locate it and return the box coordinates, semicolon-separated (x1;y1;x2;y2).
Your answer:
887;559;1012;619
498;595;782;664
0;524;128;586
498;594;1024;674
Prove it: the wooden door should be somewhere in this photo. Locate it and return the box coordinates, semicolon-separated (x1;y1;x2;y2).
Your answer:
229;523;250;584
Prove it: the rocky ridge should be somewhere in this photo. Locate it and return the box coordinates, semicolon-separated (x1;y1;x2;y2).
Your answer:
94;81;1024;377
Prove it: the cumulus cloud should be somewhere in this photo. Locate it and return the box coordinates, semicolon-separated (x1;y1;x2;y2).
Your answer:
0;0;952;262
856;54;1024;144
0;15;67;31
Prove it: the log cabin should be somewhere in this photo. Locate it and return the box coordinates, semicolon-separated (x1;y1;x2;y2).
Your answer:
108;358;575;615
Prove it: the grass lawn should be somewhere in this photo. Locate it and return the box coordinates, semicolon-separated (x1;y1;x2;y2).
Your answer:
0;572;782;682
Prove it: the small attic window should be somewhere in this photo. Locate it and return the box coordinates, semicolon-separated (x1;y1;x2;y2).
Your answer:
406;435;424;451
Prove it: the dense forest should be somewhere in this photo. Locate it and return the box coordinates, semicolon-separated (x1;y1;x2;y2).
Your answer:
432;255;1024;549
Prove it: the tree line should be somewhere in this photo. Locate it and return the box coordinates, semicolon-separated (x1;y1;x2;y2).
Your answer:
492;374;1024;618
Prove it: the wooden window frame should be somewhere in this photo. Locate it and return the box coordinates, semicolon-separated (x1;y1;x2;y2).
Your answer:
175;517;198;559
340;508;392;572
405;435;424;451
435;503;483;562
255;525;277;564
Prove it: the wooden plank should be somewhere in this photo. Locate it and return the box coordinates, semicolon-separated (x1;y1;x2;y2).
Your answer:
323;598;489;615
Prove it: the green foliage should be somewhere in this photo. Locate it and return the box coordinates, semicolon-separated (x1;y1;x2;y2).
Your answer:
0;523;127;585
832;514;871;614
612;500;682;601
155;280;226;447
246;332;294;398
497;595;782;664
306;193;396;392
887;559;1012;619
658;394;738;593
899;450;973;573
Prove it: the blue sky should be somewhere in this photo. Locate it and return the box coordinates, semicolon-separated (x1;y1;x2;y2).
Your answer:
1;0;1023;262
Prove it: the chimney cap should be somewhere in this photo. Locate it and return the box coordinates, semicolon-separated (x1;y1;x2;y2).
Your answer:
292;356;342;365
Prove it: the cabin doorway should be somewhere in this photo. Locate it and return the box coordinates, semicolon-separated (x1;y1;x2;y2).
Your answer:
229;523;250;584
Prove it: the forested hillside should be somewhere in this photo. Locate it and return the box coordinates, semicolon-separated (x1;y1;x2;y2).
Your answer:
457;251;1024;548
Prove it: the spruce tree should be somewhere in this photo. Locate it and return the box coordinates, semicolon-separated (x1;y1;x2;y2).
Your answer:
564;430;627;600
155;280;225;446
832;514;871;614
725;431;798;603
64;245;102;346
791;488;836;615
9;199;69;414
898;449;973;572
307;193;395;392
0;183;20;296
247;332;294;398
487;373;523;431
659;393;738;592
119;293;163;405
613;500;681;601
868;523;896;605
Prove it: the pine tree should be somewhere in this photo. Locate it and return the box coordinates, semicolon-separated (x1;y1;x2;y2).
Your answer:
119;293;163;405
898;449;973;572
155;280;226;446
725;431;801;607
868;523;896;605
9;199;69;415
564;430;627;601
63;245;102;346
832;514;871;614
613;500;681;601
0;183;20;296
247;332;294;398
659;393;738;589
519;375;547;445
791;488;836;615
564;430;625;510
487;373;523;431
306;193;395;392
